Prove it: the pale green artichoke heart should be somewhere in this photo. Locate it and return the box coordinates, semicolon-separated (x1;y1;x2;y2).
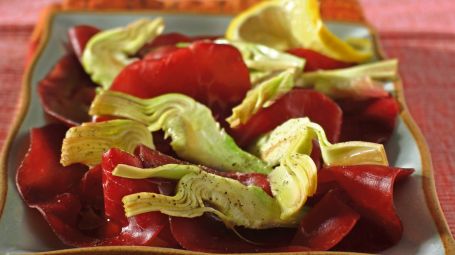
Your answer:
251;117;389;167
89;90;271;174
295;59;398;99
227;69;296;128
115;164;285;229
82;18;164;89
60;119;153;167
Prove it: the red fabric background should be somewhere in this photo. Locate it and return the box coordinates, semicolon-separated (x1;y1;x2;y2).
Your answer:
0;0;454;238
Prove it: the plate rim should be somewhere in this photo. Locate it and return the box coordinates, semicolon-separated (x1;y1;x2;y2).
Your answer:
0;9;454;255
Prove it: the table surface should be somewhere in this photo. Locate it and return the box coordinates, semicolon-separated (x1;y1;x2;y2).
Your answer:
0;0;454;239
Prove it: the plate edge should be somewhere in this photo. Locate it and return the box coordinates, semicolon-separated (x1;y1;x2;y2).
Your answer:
0;2;55;220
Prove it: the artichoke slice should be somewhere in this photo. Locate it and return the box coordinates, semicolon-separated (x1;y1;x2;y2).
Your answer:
296;59;398;99
61;119;153;167
226;69;296;127
251;118;389;167
90;91;271;174
115;164;286;229
82;18;164;88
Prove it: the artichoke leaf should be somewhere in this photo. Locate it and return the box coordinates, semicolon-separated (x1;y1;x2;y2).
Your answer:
90;91;271;174
61;119;153;167
82;18;164;88
295;59;397;99
116;164;287;229
226;69;296;128
297;59;398;87
251;118;389;167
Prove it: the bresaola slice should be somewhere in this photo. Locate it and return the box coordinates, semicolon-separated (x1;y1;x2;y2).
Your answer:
110;41;251;112
291;190;359;250
224;172;272;196
102;148;147;225
16;124;87;204
37;25;100;127
16;124;95;246
230;89;342;147
98;148;170;246
78;165;104;231
167;192;358;253
134;144;182;168
318;165;414;253
35;193;98;245
337;96;399;143
170;216;309;253
170;215;260;253
38;53;97;126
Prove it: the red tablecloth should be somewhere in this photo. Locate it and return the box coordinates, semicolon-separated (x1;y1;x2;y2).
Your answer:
0;0;454;238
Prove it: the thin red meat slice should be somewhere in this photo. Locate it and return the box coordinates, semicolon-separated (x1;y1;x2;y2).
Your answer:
16;124;97;246
337;96;399;143
38;25;99;126
16;124;87;204
79;165;103;211
68;25;100;60
317;165;413;252
292;190;360;250
150;131;178;158
77;165;106;237
310;140;322;170
170;215;269;253
38;53;97;126
170;216;304;253
110;41;251;112
100;148;168;238
34;193;98;245
287;48;353;71
226;172;272;196
169;193;357;253
134;143;182;168
230;89;342;147
72;148;173;246
169;189;358;253
101;148;143;225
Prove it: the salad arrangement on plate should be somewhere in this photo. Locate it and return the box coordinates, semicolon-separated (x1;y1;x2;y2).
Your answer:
16;0;413;253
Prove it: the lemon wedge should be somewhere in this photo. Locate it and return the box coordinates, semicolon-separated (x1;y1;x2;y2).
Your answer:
226;0;372;63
